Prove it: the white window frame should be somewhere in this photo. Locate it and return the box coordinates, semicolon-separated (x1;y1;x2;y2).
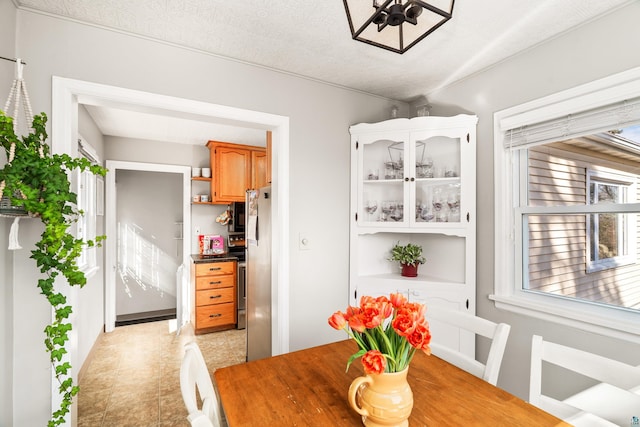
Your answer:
585;169;636;273
493;67;640;344
77;135;99;278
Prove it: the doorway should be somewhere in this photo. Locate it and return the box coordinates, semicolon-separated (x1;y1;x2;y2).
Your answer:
52;77;290;356
113;168;184;326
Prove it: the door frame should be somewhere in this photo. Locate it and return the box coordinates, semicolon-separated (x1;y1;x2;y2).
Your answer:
51;77;290;354
105;161;191;330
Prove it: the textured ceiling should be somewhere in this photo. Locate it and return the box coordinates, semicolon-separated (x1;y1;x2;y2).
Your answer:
17;0;634;102
11;0;634;146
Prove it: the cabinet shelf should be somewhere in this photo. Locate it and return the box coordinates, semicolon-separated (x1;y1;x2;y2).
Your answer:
355;224;470;238
192;177;212;182
357;272;466;287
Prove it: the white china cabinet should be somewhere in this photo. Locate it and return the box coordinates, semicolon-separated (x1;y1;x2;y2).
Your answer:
349;114;478;356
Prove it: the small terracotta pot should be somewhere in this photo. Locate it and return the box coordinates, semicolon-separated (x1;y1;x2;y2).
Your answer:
400;263;418;277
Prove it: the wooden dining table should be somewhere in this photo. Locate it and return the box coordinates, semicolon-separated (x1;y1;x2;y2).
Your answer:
214;340;570;426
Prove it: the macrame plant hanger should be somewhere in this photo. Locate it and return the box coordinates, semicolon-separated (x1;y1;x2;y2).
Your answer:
0;58;38;250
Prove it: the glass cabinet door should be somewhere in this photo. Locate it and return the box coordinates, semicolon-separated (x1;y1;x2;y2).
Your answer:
357;133;409;227
411;130;467;227
355;122;473;230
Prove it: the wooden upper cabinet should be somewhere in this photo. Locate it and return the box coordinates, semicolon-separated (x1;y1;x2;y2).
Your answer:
266;131;272;184
207;140;267;203
252;149;267;189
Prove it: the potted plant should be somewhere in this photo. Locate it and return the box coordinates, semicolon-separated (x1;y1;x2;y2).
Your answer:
0;109;107;426
389;242;425;277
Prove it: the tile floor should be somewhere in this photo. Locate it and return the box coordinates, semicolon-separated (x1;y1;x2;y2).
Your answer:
77;320;246;427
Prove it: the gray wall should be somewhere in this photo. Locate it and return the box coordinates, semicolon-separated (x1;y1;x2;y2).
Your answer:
0;0;17;424
6;7;400;425
427;2;640;399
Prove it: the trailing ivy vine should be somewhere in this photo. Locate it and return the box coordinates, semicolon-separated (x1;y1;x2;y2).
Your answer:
0;110;107;426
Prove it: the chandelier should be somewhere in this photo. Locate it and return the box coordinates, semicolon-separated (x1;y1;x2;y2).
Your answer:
343;0;455;54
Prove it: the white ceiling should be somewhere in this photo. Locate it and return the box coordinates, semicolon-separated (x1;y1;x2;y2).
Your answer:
15;0;634;145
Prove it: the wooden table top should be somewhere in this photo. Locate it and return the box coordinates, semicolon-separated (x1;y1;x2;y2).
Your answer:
214;340;570;426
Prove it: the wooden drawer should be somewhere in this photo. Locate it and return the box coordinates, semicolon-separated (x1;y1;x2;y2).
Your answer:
196;288;234;307
196;303;235;329
195;261;235;277
196;274;235;290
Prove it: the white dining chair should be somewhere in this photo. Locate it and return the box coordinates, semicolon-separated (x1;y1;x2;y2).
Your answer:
180;341;222;427
529;334;640;426
426;306;511;386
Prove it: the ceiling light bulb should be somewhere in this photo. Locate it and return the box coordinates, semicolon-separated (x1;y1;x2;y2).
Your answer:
373;11;388;25
405;2;423;20
387;3;406;26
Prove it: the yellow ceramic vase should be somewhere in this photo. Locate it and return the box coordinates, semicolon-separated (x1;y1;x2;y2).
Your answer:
348;368;413;427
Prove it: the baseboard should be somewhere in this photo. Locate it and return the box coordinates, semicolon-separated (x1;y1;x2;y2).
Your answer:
115;309;176;327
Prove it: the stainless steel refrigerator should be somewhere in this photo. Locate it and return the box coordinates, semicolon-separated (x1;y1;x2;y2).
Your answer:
246;186;272;361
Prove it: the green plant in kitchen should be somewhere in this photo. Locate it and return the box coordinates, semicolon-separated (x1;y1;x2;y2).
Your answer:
0;110;107;426
389;242;425;277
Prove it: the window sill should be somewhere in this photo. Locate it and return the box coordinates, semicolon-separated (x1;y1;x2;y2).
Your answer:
489;292;640;344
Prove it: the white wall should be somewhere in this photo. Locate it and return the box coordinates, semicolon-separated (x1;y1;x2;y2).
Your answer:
0;2;18;425
10;7;401;425
427;2;640;400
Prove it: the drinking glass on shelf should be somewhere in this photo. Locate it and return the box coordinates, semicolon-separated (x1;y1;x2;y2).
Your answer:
447;189;460;222
420;204;435;222
381;201;394;222
445;165;458;178
416;157;433;178
436;210;448;222
364;200;378;221
432;188;444;212
390;201;403;222
367;169;379;180
384;163;396;180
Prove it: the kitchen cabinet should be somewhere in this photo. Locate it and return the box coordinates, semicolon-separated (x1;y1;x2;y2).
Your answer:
191;259;237;333
207;140;266;203
349;114;477;357
251;149;267;189
265;131;272;184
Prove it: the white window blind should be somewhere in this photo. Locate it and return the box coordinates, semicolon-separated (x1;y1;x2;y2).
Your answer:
503;97;640;149
78;136;100;164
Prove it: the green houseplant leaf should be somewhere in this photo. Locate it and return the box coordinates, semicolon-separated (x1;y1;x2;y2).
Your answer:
388;242;426;267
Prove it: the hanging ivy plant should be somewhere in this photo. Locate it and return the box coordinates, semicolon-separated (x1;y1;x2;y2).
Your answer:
0;109;107;426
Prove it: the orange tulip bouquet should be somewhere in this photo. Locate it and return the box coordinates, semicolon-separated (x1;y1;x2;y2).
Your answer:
328;292;431;375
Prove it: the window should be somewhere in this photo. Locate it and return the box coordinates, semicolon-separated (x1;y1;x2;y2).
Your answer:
586;170;635;273
493;67;640;342
77;136;100;276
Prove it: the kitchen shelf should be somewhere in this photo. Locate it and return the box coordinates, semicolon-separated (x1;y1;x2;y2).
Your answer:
192;177;212;182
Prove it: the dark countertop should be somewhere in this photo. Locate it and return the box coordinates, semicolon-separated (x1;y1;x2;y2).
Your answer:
191;254;239;263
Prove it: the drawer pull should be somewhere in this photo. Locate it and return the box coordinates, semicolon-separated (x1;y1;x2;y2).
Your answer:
209;267;222;271
209;313;222;318
209;295;222;299
209;281;222;285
